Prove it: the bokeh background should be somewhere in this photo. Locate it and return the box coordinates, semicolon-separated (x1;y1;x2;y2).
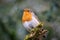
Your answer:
0;0;60;40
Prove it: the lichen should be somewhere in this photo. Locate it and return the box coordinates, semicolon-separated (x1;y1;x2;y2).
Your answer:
24;23;48;40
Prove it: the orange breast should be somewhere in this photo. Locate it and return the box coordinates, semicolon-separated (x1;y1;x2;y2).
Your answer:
22;11;32;22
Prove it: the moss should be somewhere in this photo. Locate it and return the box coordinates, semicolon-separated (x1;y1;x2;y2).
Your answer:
24;23;48;40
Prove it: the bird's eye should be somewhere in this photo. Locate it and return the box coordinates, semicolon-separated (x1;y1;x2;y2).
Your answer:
24;10;30;12
27;10;30;12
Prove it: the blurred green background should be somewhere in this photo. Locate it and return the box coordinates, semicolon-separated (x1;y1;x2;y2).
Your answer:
0;0;60;40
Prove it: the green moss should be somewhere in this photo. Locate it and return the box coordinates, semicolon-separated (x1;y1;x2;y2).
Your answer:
24;23;47;40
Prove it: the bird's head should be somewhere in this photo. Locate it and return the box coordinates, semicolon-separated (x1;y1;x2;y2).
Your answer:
24;8;30;12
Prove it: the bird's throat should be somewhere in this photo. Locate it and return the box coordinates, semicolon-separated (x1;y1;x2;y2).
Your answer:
22;11;32;22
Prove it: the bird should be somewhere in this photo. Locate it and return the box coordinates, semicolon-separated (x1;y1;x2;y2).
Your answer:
22;8;40;32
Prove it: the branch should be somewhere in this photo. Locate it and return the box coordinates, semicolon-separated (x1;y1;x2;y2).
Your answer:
24;23;48;40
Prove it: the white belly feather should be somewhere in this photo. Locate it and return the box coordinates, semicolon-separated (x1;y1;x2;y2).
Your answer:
23;16;39;31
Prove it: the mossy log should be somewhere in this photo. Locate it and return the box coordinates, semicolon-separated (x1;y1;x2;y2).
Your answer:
24;23;48;40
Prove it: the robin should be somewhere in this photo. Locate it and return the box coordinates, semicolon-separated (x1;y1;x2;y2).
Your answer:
22;8;40;31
